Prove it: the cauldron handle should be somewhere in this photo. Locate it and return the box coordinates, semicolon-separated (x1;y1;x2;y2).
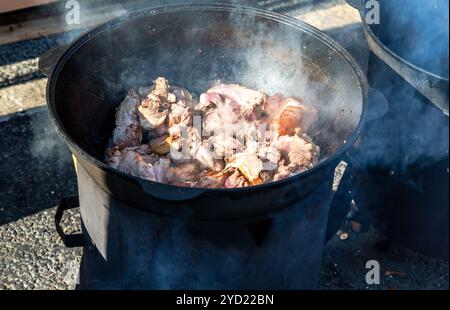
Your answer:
54;196;84;248
38;45;69;77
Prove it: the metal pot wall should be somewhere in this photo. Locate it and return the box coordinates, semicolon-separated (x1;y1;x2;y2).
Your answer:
41;4;369;288
347;0;449;258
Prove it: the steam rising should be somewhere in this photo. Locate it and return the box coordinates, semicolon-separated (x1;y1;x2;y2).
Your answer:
58;1;447;186
30;109;72;168
83;0;357;166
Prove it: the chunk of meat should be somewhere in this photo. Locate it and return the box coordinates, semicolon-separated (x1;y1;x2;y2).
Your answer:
273;161;297;181
275;134;319;169
139;77;182;132
196;83;267;121
192;143;225;172
108;144;153;163
152;77;171;99
115;149;156;181
202;105;238;134
171;86;196;108
207;83;267;118
140;93;162;110
168;123;191;139
107;146;122;169
263;93;284;118
108;77;320;188
138;106;168;131
236;119;276;146
181;127;224;171
260;170;275;183
194;171;228;188
150;135;174;155
196;92;222;112
142;125;169;143
226;153;263;185
187;126;202;147
168;104;192;127
210;133;242;158
166;162;200;185
224;169;249;188
153;158;171;183
270;97;318;136
107;146;170;182
112;124;142;149
258;145;281;170
112;91;142;149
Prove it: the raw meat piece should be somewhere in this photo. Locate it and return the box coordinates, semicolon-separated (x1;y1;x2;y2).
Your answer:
269;96;318;136
210;133;242;158
171;86;196;108
169;104;192;127
224;169;250;188
275;134;319;169
116;149;156;181
166;162;201;185
107;146;169;182
150;135;174;155
112;91;142;149
194;170;229;188
203;83;266;119
192;143;225;172
138;77;178;131
225;153;264;185
139;107;168;131
258;145;281;170
273;161;296;181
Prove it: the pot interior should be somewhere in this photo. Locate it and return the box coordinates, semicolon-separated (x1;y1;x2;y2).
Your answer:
51;6;364;171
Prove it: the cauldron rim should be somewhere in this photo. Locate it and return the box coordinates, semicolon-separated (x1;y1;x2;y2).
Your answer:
45;3;369;197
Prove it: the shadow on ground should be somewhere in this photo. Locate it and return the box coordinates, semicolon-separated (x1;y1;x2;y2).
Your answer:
0;107;77;225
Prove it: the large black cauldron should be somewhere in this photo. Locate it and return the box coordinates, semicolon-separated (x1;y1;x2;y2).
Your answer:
41;4;368;289
347;0;449;258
